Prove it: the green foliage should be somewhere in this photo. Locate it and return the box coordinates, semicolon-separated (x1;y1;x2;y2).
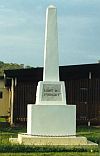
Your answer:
0;61;32;75
0;61;23;75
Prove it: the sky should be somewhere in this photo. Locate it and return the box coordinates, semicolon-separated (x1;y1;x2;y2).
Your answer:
0;0;100;67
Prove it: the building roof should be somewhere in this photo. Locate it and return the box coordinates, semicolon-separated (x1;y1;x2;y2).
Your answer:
4;63;100;82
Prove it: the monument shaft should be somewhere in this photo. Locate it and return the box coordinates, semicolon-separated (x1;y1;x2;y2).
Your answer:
43;6;59;82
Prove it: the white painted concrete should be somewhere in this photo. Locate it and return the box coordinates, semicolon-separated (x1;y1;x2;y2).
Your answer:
27;105;76;136
18;135;88;145
27;5;76;137
9;5;98;147
43;5;59;82
9;134;98;146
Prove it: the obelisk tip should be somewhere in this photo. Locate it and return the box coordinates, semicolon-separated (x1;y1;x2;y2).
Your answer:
48;5;56;9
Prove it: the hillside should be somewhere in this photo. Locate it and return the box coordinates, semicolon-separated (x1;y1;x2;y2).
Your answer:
0;61;28;76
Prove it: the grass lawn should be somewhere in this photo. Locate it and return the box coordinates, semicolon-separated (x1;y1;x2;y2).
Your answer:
0;124;99;155
77;126;100;144
0;152;99;156
0;152;98;156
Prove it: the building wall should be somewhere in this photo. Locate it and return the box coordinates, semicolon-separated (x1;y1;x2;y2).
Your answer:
67;78;100;125
12;79;100;125
13;82;37;123
0;79;10;117
4;64;100;125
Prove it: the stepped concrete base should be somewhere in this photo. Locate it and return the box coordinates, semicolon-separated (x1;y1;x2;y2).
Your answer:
9;133;98;147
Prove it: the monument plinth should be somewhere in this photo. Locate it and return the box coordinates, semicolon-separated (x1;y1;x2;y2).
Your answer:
9;5;98;147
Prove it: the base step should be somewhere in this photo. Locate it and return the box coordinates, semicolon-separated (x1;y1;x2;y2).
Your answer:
9;133;98;147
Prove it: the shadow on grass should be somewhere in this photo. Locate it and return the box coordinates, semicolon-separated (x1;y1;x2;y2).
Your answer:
0;144;99;153
0;123;26;133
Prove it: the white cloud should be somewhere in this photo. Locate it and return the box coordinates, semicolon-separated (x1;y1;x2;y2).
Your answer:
0;35;33;45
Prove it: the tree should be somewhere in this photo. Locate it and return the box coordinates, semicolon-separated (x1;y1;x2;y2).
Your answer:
0;61;25;75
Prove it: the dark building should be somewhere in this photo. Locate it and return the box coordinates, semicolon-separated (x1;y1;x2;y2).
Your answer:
4;63;100;125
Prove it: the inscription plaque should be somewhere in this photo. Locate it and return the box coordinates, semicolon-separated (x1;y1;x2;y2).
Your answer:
41;84;62;101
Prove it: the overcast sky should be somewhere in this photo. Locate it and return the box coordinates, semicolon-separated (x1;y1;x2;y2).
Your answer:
0;0;100;67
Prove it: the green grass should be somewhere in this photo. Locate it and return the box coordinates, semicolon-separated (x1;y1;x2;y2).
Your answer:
77;126;100;144
0;125;26;144
0;152;99;156
0;125;99;155
0;118;6;122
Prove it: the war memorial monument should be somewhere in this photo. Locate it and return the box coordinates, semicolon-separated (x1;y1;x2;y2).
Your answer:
10;5;98;147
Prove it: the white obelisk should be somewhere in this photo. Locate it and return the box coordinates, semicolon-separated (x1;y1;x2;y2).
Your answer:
35;5;66;105
43;5;59;81
27;5;76;136
9;5;98;147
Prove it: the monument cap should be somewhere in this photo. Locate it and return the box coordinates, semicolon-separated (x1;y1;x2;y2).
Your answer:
48;5;56;9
